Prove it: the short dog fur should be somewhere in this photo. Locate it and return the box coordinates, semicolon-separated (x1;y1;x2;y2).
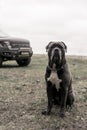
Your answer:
42;41;74;117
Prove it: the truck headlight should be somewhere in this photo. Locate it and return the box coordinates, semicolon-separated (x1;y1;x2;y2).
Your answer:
4;41;11;49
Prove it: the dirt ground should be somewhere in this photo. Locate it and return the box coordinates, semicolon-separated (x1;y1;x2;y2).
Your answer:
0;55;87;130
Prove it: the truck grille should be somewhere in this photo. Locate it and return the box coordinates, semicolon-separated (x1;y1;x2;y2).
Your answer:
11;42;29;48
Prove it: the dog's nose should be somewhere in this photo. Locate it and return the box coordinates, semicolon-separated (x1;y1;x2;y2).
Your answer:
55;48;59;52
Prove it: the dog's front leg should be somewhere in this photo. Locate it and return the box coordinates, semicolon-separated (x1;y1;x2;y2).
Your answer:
60;87;68;117
42;82;53;115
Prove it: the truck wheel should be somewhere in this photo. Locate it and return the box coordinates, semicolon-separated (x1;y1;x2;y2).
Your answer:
0;57;2;67
16;58;31;66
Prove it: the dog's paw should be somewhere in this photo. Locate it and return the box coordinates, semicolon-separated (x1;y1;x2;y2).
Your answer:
66;105;72;111
59;113;65;118
59;109;65;118
42;111;50;115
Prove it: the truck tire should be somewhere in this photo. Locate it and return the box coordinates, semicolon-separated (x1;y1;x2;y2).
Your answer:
0;57;2;67
16;58;31;66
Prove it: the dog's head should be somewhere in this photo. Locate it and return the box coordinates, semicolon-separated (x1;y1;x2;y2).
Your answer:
46;41;67;68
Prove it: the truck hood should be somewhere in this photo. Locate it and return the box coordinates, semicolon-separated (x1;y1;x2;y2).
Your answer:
0;36;29;44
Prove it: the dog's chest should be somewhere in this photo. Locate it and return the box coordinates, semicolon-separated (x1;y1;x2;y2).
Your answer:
47;64;62;91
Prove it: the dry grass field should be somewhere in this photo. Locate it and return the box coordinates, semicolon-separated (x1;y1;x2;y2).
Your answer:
0;54;87;130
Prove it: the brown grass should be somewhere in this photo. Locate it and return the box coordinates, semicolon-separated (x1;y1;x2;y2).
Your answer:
0;54;87;130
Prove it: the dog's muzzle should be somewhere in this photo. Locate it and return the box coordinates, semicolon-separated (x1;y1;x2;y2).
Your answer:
51;47;62;62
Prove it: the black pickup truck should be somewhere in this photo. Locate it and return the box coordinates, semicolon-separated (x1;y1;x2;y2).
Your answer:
0;36;33;66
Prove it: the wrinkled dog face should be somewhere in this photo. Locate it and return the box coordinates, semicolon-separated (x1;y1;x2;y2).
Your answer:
46;42;67;67
51;47;62;63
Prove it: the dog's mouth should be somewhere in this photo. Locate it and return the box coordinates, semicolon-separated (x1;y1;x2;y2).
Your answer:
51;48;62;63
53;55;59;62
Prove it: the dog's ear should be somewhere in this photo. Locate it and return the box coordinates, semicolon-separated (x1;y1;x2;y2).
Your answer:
46;42;53;52
60;41;67;52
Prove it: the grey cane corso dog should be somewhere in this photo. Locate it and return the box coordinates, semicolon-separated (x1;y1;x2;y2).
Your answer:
42;41;74;117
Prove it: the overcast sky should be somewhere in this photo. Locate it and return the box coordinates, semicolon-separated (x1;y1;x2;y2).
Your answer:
0;0;87;55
